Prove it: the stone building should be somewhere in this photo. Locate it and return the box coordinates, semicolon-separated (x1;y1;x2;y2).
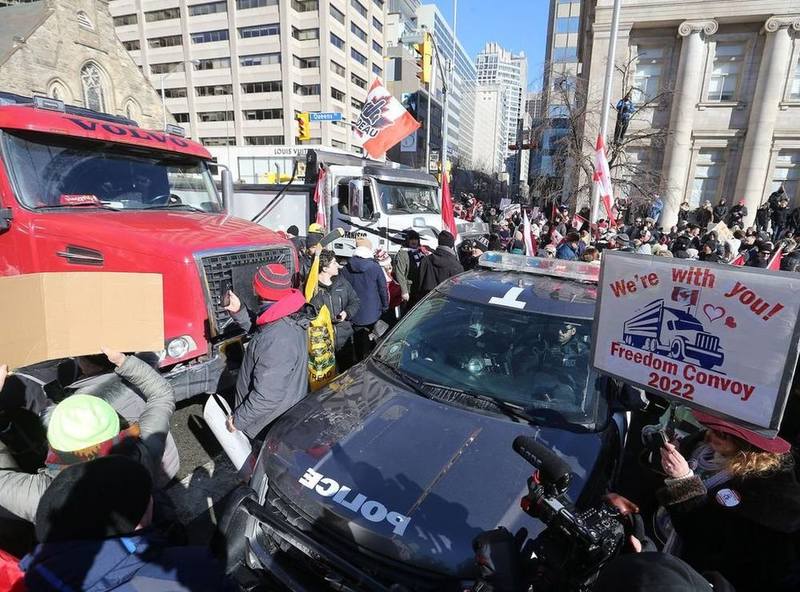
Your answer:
580;0;800;229
0;0;169;129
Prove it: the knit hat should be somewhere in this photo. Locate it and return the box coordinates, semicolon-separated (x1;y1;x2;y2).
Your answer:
693;410;790;453
355;236;373;250
438;230;455;248
374;248;392;268
402;228;420;243
253;263;293;301
35;455;152;543
287;225;299;236
47;394;120;453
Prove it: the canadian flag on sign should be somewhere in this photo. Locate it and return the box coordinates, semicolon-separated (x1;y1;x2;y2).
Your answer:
593;135;616;226
354;80;421;159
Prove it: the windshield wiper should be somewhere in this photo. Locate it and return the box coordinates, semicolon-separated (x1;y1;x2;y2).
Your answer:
144;202;207;212
419;381;540;424
371;357;431;398
35;203;120;212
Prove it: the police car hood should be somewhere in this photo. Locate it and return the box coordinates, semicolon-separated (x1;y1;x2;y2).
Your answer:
261;363;608;581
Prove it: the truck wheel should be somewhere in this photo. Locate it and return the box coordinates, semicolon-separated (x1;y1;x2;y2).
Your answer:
670;339;685;361
213;485;257;575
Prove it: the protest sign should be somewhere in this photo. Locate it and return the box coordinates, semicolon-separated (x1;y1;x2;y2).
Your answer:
592;252;800;432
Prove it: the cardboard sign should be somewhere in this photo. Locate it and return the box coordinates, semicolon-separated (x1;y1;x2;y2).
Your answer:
592;252;800;432
0;273;164;369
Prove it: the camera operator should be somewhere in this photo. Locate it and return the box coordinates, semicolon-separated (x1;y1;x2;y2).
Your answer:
611;410;800;592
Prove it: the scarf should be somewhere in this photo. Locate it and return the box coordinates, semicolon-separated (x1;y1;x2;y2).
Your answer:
45;423;141;473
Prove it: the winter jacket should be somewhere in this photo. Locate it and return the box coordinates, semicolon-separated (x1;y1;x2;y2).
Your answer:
772;205;790;228
21;530;236;591
728;204;747;227
309;276;360;349
0;356;175;524
696;207;713;229
556;241;580;261
417;246;464;298
713;204;728;223
339;256;388;326
658;432;800;592
230;292;310;439
395;247;424;300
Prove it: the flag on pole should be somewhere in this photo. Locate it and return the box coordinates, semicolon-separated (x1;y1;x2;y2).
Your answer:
353;79;421;159
441;170;458;240
523;210;534;255
313;167;327;228
767;246;783;271
730;252;746;266
593;135;616;226
551;228;564;246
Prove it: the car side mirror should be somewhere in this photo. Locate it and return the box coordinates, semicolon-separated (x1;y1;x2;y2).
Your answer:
370;211;381;221
220;169;234;213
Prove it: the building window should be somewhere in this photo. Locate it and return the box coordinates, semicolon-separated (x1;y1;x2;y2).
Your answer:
331;61;346;77
241;81;282;93
245;136;284;146
292;0;318;12
145;8;181;22
790;56;800;100
293;55;320;68
331;33;345;50
192;29;229;44
294;83;320;95
236;0;277;8
292;27;320;41
201;137;236;146
632;47;664;103
331;87;345;102
372;40;382;54
691;149;725;206
372;63;382;76
113;14;137;26
196;84;233;96
351;0;367;18
81;63;106;112
771;150;800;204
163;87;188;98
351;97;364;110
351;73;367;89
122;40;140;51
189;1;227;16
552;46;578;62
239;53;280;66
243;108;283;120
173;113;191;123
151;62;185;75
77;11;94;30
372;16;382;32
332;139;346;149
351;48;367;65
351;22;367;42
555;16;579;34
372;0;383;8
198;111;235;122
330;5;345;24
124;100;139;120
196;57;231;70
708;43;744;102
239;24;280;38
148;35;182;49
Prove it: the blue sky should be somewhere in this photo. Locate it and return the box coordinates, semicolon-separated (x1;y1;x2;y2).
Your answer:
430;0;551;90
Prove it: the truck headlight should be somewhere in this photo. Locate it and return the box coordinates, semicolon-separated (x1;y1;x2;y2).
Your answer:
166;335;197;359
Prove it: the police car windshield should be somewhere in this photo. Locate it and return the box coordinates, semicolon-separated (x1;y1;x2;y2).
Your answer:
374;294;602;429
377;181;439;215
4;131;222;212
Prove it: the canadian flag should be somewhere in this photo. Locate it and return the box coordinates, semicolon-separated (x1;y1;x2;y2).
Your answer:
767;246;783;271
353;79;421;159
730;252;746;266
523;210;534;255
593;135;616;226
313;167;327;228
441;169;459;240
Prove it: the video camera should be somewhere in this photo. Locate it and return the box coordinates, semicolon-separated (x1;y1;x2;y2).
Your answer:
472;437;625;592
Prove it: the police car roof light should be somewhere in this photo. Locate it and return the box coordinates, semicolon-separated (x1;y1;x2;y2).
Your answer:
478;252;600;283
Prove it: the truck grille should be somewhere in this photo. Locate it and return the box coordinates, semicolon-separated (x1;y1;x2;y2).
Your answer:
695;333;719;351
199;247;294;337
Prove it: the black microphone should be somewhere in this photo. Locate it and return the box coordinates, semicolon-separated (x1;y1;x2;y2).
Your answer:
512;435;572;493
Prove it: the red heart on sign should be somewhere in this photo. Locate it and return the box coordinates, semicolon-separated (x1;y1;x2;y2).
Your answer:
703;304;725;323
725;316;736;328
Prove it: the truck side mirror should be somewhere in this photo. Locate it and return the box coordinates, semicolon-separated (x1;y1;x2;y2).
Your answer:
0;207;12;233
220;169;234;213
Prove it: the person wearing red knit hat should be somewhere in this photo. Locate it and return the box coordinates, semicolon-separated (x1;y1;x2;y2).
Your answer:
223;263;313;439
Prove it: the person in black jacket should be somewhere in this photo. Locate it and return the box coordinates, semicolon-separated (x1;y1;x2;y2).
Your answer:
772;196;791;241
339;239;387;361
712;198;728;224
417;231;464;299
696;201;713;230
309;250;360;352
728;199;748;229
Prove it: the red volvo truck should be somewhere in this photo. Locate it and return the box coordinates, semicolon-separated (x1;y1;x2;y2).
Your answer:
0;93;296;400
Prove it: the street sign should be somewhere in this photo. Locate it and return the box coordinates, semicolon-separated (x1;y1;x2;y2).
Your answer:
309;112;343;122
400;131;417;153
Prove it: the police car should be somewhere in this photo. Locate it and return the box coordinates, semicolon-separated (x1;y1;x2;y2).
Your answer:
222;253;635;591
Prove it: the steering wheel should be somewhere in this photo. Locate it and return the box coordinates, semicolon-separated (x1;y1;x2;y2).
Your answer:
146;193;183;206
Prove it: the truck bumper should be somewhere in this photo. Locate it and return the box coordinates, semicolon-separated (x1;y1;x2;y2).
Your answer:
164;339;243;402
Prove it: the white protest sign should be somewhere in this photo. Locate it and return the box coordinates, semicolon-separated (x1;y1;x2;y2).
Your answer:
592;252;800;431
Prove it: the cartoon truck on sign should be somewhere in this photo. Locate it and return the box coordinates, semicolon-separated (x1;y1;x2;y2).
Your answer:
622;299;724;370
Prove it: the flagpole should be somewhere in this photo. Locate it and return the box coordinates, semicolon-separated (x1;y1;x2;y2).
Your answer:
425;30;436;173
439;0;457;186
590;0;623;225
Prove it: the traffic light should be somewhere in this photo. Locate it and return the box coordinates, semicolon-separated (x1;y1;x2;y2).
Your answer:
414;33;433;85
296;112;310;141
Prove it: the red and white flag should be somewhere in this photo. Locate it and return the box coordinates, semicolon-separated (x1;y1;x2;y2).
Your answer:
593;135;616;226
354;79;421;159
730;252;746;266
313;167;327;228
523;210;534;256
551;228;564;246
671;287;700;306
441;170;459;240
767;246;783;271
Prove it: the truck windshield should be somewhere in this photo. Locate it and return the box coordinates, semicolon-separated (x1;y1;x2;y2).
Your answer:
376;181;439;215
3;131;222;212
373;294;604;430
